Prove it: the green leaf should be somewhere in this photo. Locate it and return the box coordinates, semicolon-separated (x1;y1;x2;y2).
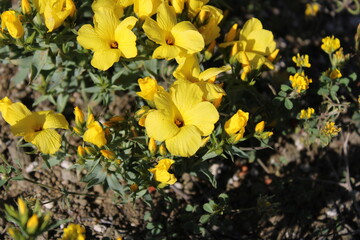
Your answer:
286;67;296;74
339;78;349;86
199;214;211;224
317;88;329;96
106;174;124;195
280;84;291;92
203;203;214;214
284;98;293;110
12;67;30;84
199;168;217;188
278;91;287;97
56;94;69;113
0;179;7;187
349;72;357;81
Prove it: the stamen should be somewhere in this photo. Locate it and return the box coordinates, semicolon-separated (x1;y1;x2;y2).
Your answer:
110;42;118;49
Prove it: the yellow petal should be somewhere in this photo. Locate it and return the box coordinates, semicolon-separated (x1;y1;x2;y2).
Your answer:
198;66;231;81
171;21;204;54
173;54;201;81
83;122;107;147
93;7;118;40
91;49;121;71
165;125;202;157
115;16;138;58
77;24;109;51
143;17;166;44
170;80;203;114
2;102;32;126
24;129;62;154
145;110;179;142
43;112;69;129
240;18;263;39
246;29;276;55
156;2;177;31
152;45;181;60
183;101;219;136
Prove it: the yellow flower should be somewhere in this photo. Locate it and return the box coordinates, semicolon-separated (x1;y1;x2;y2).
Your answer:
142;2;204;60
83;121;107;147
321;36;340;54
136;77;164;101
1;11;24;39
254;121;273;139
322;122;341;136
0;97;69;154
77;8;138;71
174;54;230;104
26;214;39;234
100;149;116;160
134;0;161;18
220;18;278;80
148;158;177;185
33;0;76;32
333;48;348;66
289;72;312;93
145;80;219;157
305;3;320;16
170;0;209;17
159;143;167;156
22;0;32;14
329;68;342;79
92;0;130;18
292;53;311;68
224;110;249;142
299;107;315;119
195;5;223;45
61;224;85;240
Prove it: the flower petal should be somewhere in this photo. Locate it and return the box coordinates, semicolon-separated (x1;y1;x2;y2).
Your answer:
43;112;69;129
115;16;138;58
91;49;121;71
77;24;108;51
198;65;231;81
145;110;179;142
165;125;202;157
152;45;181;60
156;2;177;31
170;80;203;114
2;102;32;126
143;17;165;45
183;101;219;136
171;21;204;54
24;129;62;154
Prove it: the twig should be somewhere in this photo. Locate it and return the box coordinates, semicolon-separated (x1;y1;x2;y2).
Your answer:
257;158;271;174
170;185;191;201
342;132;352;191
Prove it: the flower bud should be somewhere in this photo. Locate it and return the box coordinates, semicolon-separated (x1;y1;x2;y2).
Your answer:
74;106;85;126
130;183;138;192
148;137;157;155
26;214;39;234
1;11;24;39
77;146;86;157
21;0;32;14
100;149;116;160
159;144;167;156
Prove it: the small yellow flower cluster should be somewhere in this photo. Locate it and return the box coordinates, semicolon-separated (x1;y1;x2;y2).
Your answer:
289;72;312;93
292;53;311;68
5;198;52;238
0;97;69;154
322;122;341;136
224;110;249;143
321;36;340;54
61;224;85;240
299;107;315;119
219;18;279;80
329;68;342;79
305;3;320;17
254;121;273;139
148;159;177;186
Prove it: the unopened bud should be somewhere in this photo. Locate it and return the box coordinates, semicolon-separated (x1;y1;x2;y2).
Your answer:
26;214;39;234
148;138;157;155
